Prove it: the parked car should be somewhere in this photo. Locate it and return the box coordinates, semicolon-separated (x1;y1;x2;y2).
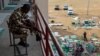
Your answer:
67;7;74;15
63;4;68;10
54;5;60;10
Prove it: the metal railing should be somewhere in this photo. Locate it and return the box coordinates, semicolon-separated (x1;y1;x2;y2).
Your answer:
32;2;65;56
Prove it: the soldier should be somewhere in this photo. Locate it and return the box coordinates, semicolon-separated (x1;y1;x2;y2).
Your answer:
9;4;41;47
83;32;87;41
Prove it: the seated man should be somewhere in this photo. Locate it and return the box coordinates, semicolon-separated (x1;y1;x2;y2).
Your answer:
9;4;41;47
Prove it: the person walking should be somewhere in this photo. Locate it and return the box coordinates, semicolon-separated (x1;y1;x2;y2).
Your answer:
83;32;88;41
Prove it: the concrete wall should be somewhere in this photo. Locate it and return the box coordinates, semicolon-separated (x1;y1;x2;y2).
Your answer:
35;1;49;55
36;0;48;23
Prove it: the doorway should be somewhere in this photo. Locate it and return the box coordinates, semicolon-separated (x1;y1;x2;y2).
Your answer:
0;0;4;10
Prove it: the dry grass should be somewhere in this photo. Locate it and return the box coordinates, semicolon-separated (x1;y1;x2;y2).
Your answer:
48;0;100;40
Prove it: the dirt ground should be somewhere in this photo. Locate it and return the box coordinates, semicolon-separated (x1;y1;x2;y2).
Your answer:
48;0;100;40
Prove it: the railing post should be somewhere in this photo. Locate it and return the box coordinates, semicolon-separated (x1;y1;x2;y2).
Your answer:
32;3;65;56
45;27;49;56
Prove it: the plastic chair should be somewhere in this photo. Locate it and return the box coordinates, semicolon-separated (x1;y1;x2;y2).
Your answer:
6;21;28;56
6;21;13;46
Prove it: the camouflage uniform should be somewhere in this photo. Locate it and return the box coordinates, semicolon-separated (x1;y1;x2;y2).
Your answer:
9;8;28;35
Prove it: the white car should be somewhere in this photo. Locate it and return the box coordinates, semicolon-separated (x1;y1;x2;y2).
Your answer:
67;7;74;15
63;4;68;10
